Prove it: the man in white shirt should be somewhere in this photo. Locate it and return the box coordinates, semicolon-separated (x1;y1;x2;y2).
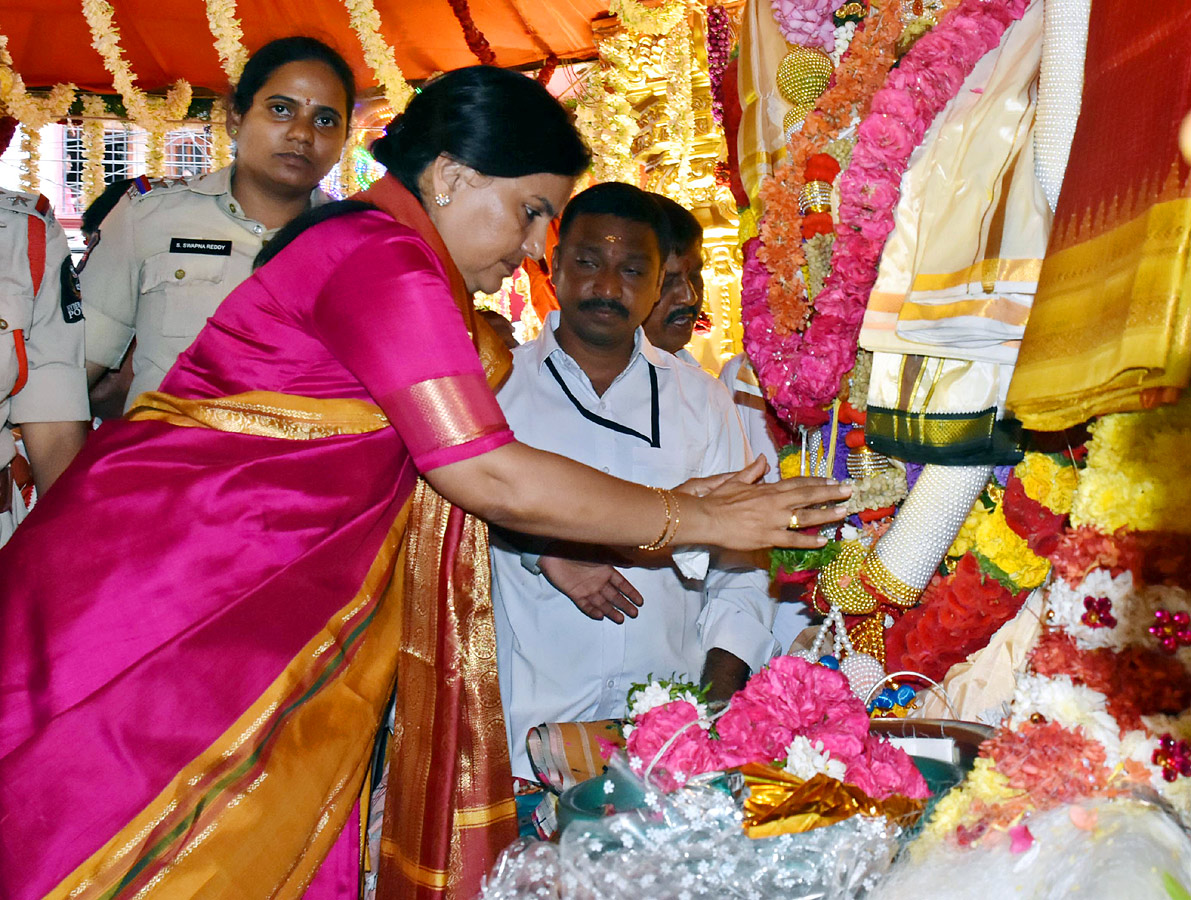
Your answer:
491;183;780;779
642;194;704;364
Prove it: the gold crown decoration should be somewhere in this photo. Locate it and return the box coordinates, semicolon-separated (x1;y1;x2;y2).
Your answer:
777;47;833;131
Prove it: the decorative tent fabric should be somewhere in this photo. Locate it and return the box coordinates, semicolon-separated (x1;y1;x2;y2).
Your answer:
3;0;608;93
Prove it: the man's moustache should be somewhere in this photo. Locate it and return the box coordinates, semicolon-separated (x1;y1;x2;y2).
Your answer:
665;304;699;325
578;298;630;318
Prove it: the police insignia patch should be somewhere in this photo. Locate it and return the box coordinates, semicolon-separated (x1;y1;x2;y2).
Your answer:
60;258;84;324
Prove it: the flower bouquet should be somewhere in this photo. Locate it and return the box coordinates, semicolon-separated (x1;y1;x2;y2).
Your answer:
623;656;930;835
482;658;933;900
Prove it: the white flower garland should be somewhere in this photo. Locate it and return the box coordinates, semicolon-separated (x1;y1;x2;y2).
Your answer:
575;33;638;184
342;0;413;112
81;95;108;205
661;11;694;207
1007;673;1121;755
0;34;76;191
204;0;250;84
79;0;191;139
1045;568;1191;666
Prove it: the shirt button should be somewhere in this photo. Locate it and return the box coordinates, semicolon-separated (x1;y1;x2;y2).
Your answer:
252;225;263;234
229;203;237;213
601;467;609;473
606;679;615;688
0;318;7;330
174;269;186;280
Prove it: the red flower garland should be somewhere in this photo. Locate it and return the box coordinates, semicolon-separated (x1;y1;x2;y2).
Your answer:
447;0;497;66
884;553;1028;681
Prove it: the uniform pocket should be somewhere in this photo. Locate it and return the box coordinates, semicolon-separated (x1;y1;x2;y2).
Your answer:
141;253;229;339
629;444;701;490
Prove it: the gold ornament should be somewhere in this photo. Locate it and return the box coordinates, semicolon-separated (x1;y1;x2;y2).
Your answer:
818;541;876;615
798;179;834;215
776;47;833;129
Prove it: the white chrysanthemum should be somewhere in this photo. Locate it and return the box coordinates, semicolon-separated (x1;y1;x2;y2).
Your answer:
1045;568;1133;650
783;736;846;781
1009;674;1120;750
627;682;676;720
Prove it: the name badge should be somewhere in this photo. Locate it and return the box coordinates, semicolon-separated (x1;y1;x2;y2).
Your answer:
169;238;233;256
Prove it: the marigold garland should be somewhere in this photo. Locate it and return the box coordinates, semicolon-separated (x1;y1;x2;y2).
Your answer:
342;0;414;111
210;105;233;169
204;0;249;84
1071;394;1191;537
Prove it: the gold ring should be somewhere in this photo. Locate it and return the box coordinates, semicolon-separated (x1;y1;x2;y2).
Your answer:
787;511;800;530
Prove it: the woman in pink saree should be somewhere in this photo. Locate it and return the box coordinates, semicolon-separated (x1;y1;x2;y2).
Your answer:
0;68;850;900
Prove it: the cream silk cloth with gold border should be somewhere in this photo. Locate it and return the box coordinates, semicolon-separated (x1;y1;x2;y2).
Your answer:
737;0;793;210
859;0;1046;447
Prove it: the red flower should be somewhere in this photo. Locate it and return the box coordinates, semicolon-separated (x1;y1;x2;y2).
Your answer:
884;554;1027;681
1002;473;1067;559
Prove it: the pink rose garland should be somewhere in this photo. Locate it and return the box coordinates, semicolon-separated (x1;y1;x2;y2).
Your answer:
770;0;836;51
625;656;928;799
741;0;1030;427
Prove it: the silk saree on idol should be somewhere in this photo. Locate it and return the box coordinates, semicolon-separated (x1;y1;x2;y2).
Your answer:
1006;1;1191;429
0;179;519;899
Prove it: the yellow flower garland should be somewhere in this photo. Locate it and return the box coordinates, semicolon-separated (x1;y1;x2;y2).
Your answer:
81;95;108;206
79;0;191;138
210;105;233;169
1014;452;1077;516
342;0;413;112
948;493;1050;591
1071;392;1191;536
610;0;686;35
205;0;250;84
0;34;76;192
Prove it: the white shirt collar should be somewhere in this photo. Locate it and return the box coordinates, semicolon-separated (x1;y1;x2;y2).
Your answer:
529;309;673;375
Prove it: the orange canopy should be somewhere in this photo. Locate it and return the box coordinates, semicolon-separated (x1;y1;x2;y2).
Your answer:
5;0;609;94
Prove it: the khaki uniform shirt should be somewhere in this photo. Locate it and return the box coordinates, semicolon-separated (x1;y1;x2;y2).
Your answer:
80;166;327;408
0;189;88;470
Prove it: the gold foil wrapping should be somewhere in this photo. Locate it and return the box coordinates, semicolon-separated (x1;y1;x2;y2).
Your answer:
739;764;926;839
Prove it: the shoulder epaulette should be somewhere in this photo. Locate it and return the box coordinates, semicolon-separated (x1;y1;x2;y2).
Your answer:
0;189;53;221
127;174;192;201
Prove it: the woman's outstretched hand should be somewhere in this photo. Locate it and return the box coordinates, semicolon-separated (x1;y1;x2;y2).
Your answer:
682;460;851;551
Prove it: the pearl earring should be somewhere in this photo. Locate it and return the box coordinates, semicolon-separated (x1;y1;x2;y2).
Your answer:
434;192;451;207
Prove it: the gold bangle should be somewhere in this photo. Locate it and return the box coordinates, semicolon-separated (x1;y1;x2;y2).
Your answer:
655;490;680;551
638;486;673;551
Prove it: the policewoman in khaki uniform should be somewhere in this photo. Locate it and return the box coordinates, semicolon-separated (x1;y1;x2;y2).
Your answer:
0;189;89;547
81;37;355;409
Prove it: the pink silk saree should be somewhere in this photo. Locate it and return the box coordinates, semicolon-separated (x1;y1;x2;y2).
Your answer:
0;186;518;899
